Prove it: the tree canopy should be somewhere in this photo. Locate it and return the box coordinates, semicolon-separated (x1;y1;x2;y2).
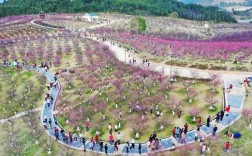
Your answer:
0;0;237;23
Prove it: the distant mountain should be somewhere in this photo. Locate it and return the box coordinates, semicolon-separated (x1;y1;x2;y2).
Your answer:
179;0;251;7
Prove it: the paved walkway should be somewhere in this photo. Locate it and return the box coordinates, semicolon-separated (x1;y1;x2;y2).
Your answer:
87;35;250;81
28;21;248;155
0;107;42;124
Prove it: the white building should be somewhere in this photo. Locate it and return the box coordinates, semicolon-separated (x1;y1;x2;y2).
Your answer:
83;13;99;22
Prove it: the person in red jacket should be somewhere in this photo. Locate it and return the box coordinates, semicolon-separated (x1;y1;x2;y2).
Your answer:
69;132;73;143
172;127;176;138
224;142;231;153
109;134;114;145
229;84;233;90
86;121;90;132
95;134;99;144
226;105;231;116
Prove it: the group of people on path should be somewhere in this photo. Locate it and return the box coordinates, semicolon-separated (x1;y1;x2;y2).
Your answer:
142;59;150;66
172;123;188;144
148;131;159;151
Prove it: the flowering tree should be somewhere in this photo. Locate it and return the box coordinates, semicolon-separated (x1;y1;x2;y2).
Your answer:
157;115;171;130
74;86;85;100
165;96;182;115
112;79;125;94
75;52;83;64
62;73;73;89
177;144;194;156
208;72;220;81
132;75;144;90
159;82;175;99
182;80;191;91
241;109;252;128
189;107;201;121
129;115;149;136
208;79;221;93
93;102;107;115
205;92;219;110
68;109;83;128
186;88;198;103
144;78;154;95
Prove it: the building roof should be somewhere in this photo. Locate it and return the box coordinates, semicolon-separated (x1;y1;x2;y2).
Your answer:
86;13;98;17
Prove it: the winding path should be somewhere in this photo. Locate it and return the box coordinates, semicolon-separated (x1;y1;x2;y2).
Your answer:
30;20;249;155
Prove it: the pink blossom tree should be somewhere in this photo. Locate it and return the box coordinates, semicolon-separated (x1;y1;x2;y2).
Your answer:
189;107;201;121
53;54;61;67
62;73;72;89
241;109;252;128
205;92;219;110
186;88;198;103
68;110;83;128
93;102;107;119
129;115;149;137
208;79;221;93
165;96;183;116
182;80;192;91
159;82;175;99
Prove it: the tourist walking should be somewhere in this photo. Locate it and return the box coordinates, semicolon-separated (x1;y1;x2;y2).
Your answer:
130;138;135;150
229;84;233;90
114;140;119;151
73;132;77;141
180;132;186;144
69;132;73;143
48;118;52;129
197;122;201;131
105;144;108;155
201;143;206;155
212;125;218;136
138;143;142;154
226;105;231;116
90;140;94;150
44;114;47;123
126;142;129;153
220;110;225;121
79;132;83;142
194;131;198;141
175;127;180;138
86;121;90;132
100;140;104;151
54;116;58;125
184;123;188;134
95;134;99;144
109;134;114;145
216;112;220;123
206;116;211;127
152;131;157;140
154;139;159;150
108;123;112;135
224;142;231;153
177;109;182;118
82;137;86;147
54;127;59;140
117;132;121;145
172;127;176;138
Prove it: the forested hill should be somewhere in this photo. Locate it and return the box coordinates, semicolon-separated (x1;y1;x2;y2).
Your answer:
0;0;237;23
